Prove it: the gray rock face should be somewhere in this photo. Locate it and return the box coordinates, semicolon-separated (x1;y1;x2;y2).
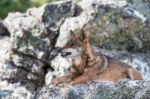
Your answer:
55;0;128;48
0;37;33;99
4;12;49;59
36;80;150;99
0;82;33;99
3;0;75;59
1;0;75;93
88;10;150;52
0;0;149;99
55;0;150;50
128;0;150;21
41;1;75;32
0;37;11;79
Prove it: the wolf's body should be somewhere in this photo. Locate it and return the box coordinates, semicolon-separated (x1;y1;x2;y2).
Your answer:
51;25;142;86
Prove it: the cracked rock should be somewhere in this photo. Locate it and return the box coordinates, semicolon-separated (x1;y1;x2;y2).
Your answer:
0;0;150;98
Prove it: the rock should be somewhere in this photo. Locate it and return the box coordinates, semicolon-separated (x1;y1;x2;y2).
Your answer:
0;82;33;99
27;0;75;32
128;0;150;21
3;0;75;59
5;54;46;92
89;9;150;52
0;37;12;79
42;46;150;99
36;80;150;99
0;0;150;98
3;12;47;58
0;20;9;36
55;0;150;53
1;0;76;94
45;70;53;86
86;0;149;52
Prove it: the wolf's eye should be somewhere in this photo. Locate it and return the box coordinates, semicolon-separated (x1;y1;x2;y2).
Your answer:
61;52;72;57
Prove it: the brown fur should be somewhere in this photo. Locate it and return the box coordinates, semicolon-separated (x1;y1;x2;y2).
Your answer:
51;25;142;86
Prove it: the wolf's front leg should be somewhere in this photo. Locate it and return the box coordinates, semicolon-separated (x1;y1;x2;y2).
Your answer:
69;75;90;85
51;73;77;86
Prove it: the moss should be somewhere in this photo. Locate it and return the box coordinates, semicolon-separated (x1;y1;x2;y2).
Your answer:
89;9;150;52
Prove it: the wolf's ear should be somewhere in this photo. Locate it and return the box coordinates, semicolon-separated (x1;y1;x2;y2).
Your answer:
70;30;75;37
81;24;88;41
70;30;83;42
61;51;72;57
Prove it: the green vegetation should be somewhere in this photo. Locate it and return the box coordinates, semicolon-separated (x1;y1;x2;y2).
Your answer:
0;0;61;19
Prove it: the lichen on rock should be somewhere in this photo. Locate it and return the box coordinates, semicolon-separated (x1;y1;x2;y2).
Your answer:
0;0;149;99
36;80;150;99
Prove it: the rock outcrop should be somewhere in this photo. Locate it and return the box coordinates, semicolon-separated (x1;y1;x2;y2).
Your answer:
0;0;149;99
36;80;150;99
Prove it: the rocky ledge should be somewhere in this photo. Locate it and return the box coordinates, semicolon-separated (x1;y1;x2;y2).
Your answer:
36;80;150;99
0;0;150;99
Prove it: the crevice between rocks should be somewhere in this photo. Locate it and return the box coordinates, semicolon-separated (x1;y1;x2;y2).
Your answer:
4;48;55;93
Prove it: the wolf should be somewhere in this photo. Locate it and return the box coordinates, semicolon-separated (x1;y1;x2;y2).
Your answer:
51;25;142;86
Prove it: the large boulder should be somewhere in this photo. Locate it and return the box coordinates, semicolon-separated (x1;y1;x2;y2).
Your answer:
3;0;75;59
88;10;150;52
36;80;150;99
56;0;150;52
1;0;75;93
0;0;149;99
55;0;129;48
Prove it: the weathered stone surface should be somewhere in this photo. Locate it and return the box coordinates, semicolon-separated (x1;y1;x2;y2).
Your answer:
0;82;33;99
36;80;150;99
0;0;150;99
127;0;150;21
89;10;150;52
27;0;75;32
1;0;75;95
42;46;150;99
86;0;150;52
0;37;34;99
3;12;47;58
56;0;150;53
3;0;75;59
0;37;12;79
